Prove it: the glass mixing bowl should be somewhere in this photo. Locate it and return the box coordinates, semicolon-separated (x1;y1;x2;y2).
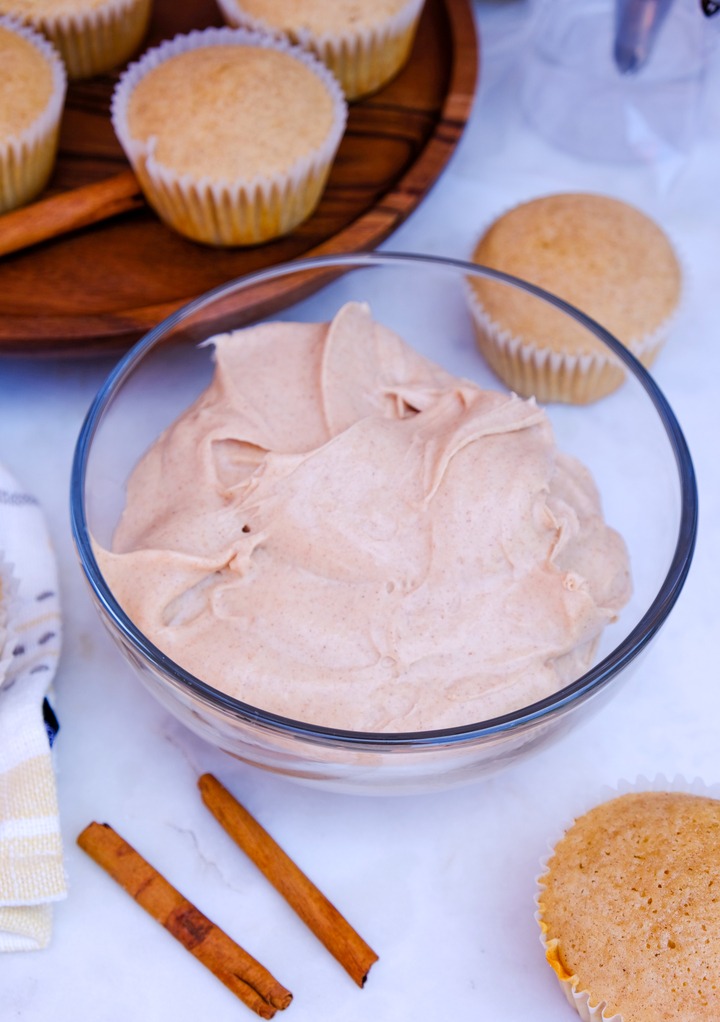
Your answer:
70;252;697;795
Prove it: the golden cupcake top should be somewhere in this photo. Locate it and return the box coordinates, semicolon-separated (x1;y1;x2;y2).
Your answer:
539;790;720;1022
0;23;55;138
470;193;681;357
125;44;338;182
231;0;418;35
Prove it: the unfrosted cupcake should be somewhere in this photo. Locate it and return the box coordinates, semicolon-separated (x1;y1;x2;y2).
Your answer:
111;27;347;247
537;785;720;1021
0;16;66;214
215;0;426;100
0;0;152;79
467;193;682;404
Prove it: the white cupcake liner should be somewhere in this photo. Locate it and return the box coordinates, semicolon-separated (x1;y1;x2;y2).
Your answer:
10;0;152;79
465;193;684;404
535;775;720;1022
111;26;347;246
0;16;66;214
465;281;678;404
215;0;427;99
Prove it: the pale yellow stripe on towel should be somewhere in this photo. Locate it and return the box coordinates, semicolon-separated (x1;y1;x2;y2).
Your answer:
1;754;58;818
12;609;61;633
0;755;65;903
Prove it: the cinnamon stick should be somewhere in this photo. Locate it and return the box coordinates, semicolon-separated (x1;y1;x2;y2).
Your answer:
0;170;144;257
77;821;292;1018
198;773;379;988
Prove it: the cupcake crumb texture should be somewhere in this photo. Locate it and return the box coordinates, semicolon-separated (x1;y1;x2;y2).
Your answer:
538;790;720;1022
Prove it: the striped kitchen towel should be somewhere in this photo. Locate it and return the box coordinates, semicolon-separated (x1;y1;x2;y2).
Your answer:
0;463;66;951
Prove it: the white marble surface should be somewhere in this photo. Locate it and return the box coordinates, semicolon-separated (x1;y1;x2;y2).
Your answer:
3;2;720;1017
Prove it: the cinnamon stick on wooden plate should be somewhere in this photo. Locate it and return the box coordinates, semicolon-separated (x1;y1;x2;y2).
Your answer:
198;773;379;988
77;821;292;1019
0;171;144;258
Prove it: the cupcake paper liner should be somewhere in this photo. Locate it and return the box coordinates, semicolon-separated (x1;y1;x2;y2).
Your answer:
215;0;427;100
111;26;348;247
14;0;152;79
465;281;674;404
466;194;684;404
535;775;720;1022
0;16;66;215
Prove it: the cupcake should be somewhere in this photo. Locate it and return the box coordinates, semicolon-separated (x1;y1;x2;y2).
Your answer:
467;193;682;404
0;16;66;214
0;0;152;79
111;27;347;247
214;0;426;100
537;785;720;1021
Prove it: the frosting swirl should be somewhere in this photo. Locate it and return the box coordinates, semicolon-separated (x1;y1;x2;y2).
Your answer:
97;302;631;731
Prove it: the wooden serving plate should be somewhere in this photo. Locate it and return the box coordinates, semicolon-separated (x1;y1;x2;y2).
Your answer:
0;0;478;357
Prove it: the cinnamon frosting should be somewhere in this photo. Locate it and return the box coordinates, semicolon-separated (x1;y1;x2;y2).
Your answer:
96;302;631;732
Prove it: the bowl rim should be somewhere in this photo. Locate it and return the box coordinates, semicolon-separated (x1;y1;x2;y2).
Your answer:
70;250;698;749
